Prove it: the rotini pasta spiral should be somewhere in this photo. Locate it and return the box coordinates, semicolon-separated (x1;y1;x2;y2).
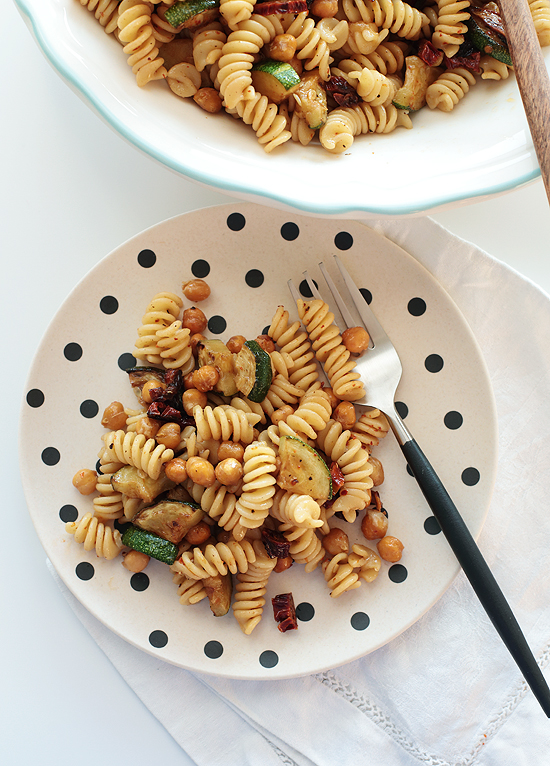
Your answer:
319;99;412;152
285;385;332;439
219;0;256;30
349;41;409;75
268;306;319;393
344;64;398;106
65;512;124;559
235;442;278;529
529;0;550;46
155;320;194;372
479;55;512;81
80;0;120;35
322;552;362;597
117;0;167;87
294;17;349;81
192;22;227;72
133;291;183;363
426;67;476;112
171;538;257;579
232;540;277;634
150;7;176;44
270;488;324;528
92;457;125;520
431;0;470;57
260;374;303;417
351;407;390;448
102;430;174;480
193;404;261;443
342;21;390;56
347;543;382;582
229;91;293;152
183;478;244;537
279;522;325;572
341;0;428;40
172;571;208;605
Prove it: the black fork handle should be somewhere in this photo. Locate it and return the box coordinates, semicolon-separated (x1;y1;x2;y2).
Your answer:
400;435;550;716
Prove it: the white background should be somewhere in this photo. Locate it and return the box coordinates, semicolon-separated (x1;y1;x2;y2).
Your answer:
3;2;550;764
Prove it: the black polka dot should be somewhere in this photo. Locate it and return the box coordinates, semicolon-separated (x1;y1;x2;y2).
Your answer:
424;516;441;535
408;298;427;317
425;354;444;373
334;231;353;250
138;249;156;268
130;573;150;592
192;259;211;278
444;411;463;430
227;213;246;231
26;389;45;408
80;399;99;418
360;287;372;305
64;342;82;362
204;640;224;659
76;562;94;581
395;401;408;419
208;315;227;334
299;278;317;298
462;467;480;486
149;630;168;648
259;650;279;668
351;612;370;630
388;564;408;583
245;269;264;288
118;352;136;371
296;602;315;621
100;295;119;315
42;447;60;466
59;504;78;523
281;222;299;241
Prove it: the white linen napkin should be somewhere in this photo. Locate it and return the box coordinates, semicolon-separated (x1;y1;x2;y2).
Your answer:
49;216;550;766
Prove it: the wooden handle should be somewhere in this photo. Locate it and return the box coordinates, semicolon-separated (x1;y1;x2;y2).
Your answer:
498;0;550;203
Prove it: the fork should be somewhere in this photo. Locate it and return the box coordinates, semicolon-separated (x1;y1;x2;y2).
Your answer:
289;255;550;717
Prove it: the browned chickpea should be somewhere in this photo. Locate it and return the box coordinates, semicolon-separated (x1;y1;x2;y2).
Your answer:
136;416;160;439
255;334;276;353
361;509;388;540
274;555;294;573
185;520;212;546
271;405;294;425
323;386;340;410
72;468;97;495
182;388;208;416
311;0;339;15
193;87;223;113
190;333;206;356
155;422;181;450
142;379;165;404
182;306;208;334
101;401;127;431
322;527;350;556
226;335;246;354
216;529;232;544
192;365;220;392
122;550;150;572
182;278;211;302
186;456;216;487
333;401;356;429
217;441;245;462
215;457;244;485
183;371;196;389
164;457;188;483
369;456;385;486
342;326;370;355
268;33;297;62
377;535;404;562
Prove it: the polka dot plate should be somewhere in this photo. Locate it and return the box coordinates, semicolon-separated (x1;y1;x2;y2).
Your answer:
20;203;498;680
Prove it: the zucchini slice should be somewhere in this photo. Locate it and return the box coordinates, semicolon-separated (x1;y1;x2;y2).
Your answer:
164;0;220;29
466;17;512;66
133;499;204;544
277;435;332;503
197;339;238;396
393;56;442;111
293;71;328;129
203;572;233;616
234;340;273;403
111;465;175;504
122;526;179;565
251;60;301;104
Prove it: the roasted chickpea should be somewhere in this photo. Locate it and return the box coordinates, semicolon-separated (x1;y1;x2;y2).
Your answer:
182;388;208;415
164;457;188;483
342;326;370;355
190;333;206;356
122;550;150;572
274;555;294;573
369;456;385;486
72;468;97;495
217;441;244;462
268;33;297;62
193;87;223;113
361;509;388;540
186;456;216;487
192;365;220;392
182;278;211;301
310;0;339;15
333;401;356;429
101;401;127;431
322;527;350;556
183;371;196;389
155;422;181;450
255;334;275;353
182;306;207;334
185;520;212;545
271;405;294;425
142;379;166;404
226;335;246;354
377;535;404;562
215;457;244;485
136;416;160;439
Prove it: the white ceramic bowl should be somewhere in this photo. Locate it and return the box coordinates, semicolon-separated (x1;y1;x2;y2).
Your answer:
15;0;549;217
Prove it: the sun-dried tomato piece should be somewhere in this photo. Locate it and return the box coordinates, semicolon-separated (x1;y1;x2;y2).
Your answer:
261;528;291;559
330;462;345;494
445;50;481;73
254;0;307;13
272;593;298;633
417;39;444;67
325;76;360;107
147;401;193;428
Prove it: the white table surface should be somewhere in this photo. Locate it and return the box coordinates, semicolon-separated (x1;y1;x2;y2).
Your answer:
4;3;550;764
